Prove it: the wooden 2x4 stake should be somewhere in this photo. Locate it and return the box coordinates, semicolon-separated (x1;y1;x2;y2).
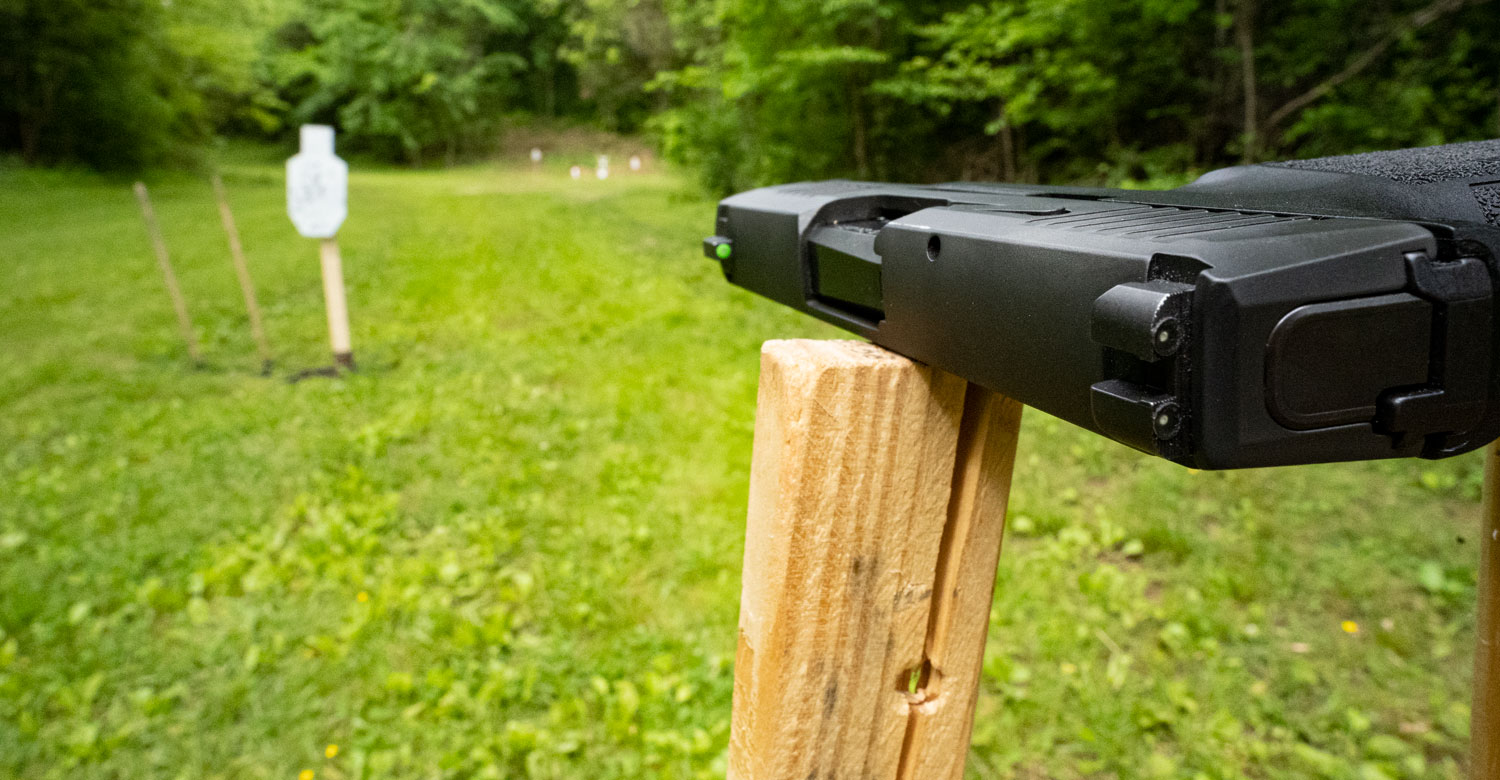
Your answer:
211;173;273;372
730;340;1022;780
319;238;354;370
734;340;1500;778
132;182;202;365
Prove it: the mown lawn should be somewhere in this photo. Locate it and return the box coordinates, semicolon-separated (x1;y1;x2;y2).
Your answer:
0;151;1486;780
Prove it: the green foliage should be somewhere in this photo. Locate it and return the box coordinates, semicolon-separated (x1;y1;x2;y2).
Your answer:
164;0;295;136
6;0;1500;178
0;0;207;169
0;155;1483;777
643;0;1500;191
649;0;960;191
551;0;677;132
877;0;1205;181
878;0;1500;183
260;0;536;162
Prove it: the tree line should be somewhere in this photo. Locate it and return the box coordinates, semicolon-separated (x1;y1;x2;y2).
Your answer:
3;0;1498;190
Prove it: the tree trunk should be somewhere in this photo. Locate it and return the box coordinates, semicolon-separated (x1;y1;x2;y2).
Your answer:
1018;131;1036;184
1235;0;1259;164
19;73;59;165
545;62;557;117
852;88;870;179
1208;0;1232;166
998;107;1017;182
19;121;41;165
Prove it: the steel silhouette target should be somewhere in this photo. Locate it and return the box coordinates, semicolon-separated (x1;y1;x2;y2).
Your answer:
287;125;348;239
287;124;354;371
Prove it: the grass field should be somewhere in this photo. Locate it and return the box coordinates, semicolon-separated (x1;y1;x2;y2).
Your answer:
0;150;1487;779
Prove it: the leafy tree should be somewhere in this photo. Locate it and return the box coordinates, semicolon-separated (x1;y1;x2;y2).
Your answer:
260;0;541;163
551;0;678;132
648;0;969;192
881;0;1237;182
164;0;297;136
0;0;205;169
1239;0;1500;161
7;0;1499;181
882;0;1500;184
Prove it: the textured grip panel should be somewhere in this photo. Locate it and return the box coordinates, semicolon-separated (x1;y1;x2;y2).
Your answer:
1267;139;1500;184
1473;183;1500;225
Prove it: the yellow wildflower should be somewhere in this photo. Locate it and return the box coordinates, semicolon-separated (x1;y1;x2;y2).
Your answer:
325;744;339;758
1341;620;1359;634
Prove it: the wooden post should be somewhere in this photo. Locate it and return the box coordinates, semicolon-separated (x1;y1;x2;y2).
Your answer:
319;238;354;370
132;182;202;365
287;124;351;374
729;340;1022;780
1476;440;1500;779
211;173;273;373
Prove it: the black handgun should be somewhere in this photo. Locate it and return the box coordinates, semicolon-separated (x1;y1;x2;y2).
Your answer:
705;140;1500;469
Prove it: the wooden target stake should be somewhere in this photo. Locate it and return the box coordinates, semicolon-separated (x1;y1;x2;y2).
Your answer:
733;339;1500;777
729;339;1021;780
133;182;202;365
211;173;273;373
287;125;353;372
318;238;353;370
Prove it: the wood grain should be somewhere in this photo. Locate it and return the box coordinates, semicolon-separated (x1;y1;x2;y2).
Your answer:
132;182;201;364
318;238;354;368
212;173;273;370
897;385;1023;780
729;340;1021;780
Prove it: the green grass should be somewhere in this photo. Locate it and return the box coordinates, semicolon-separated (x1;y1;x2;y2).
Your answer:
0;154;1485;780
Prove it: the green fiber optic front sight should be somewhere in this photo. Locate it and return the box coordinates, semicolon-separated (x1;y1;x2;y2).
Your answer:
704;237;733;261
